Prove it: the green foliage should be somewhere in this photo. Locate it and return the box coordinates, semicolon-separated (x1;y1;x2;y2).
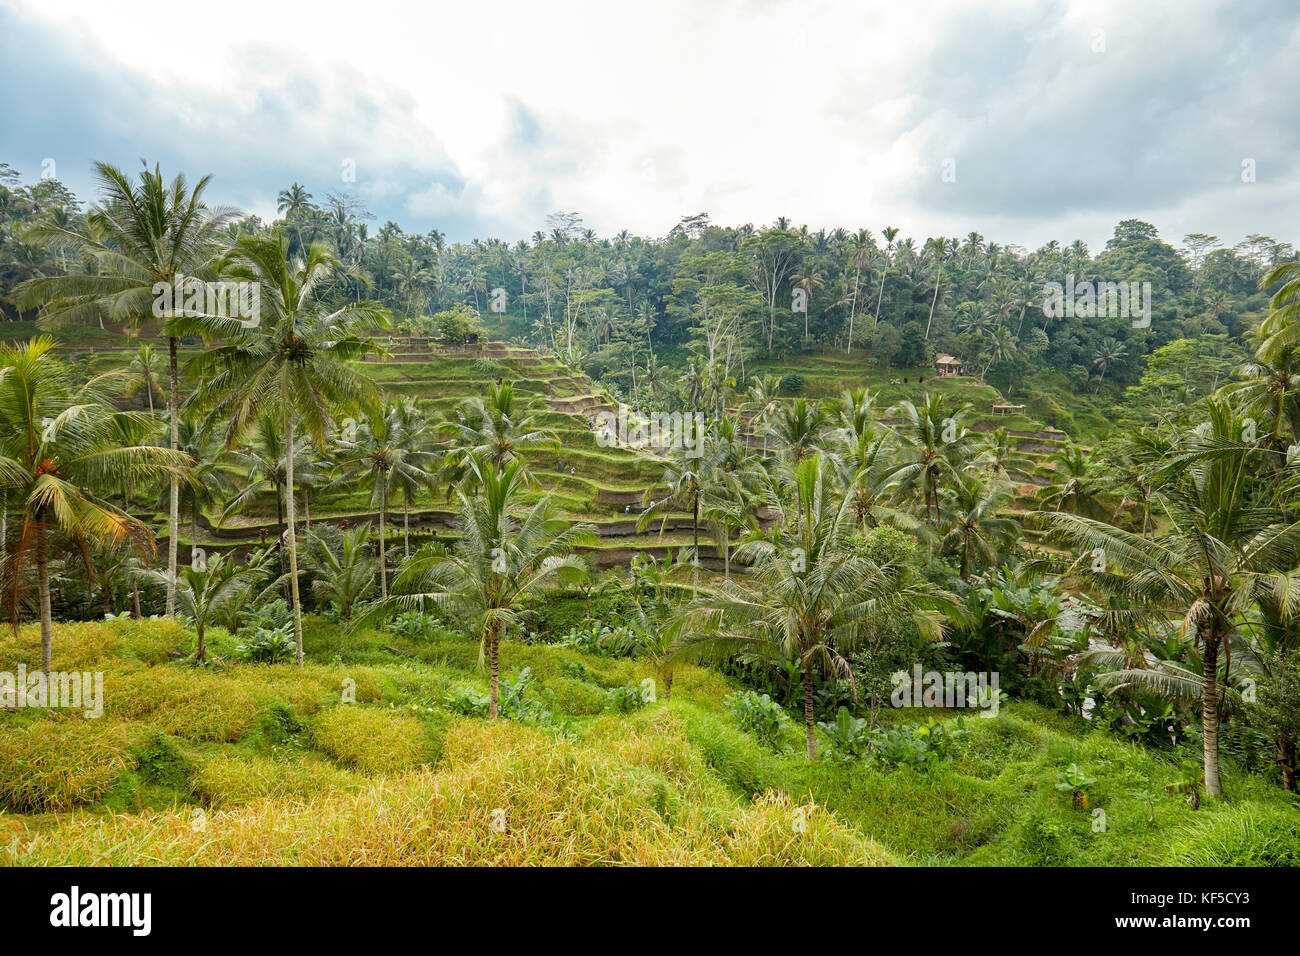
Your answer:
385;610;440;642
726;691;791;752
236;622;297;663
817;706;872;762
871;718;969;772
608;679;654;713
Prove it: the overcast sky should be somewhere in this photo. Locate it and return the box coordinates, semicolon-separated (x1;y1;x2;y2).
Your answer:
2;0;1298;251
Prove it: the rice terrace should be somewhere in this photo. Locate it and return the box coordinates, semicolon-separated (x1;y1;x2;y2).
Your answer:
0;0;1295;933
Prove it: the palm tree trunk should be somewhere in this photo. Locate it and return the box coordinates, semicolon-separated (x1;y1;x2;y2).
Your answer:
403;490;410;559
37;528;52;678
1202;628;1223;798
803;664;818;760
1277;737;1297;792
133;578;142;619
378;478;388;599
284;411;305;666
488;622;499;720
167;336;180;616
925;265;941;338
196;622;206;663
663;669;673;701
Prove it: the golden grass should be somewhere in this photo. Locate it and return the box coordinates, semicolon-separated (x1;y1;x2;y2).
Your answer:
312;706;435;775
0;717;143;812
0;717;897;865
191;752;368;809
0;618;184;671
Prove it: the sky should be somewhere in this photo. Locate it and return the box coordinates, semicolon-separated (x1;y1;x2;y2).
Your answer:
2;0;1298;251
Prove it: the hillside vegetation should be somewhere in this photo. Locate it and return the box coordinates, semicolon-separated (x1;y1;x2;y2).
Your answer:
2;619;1296;866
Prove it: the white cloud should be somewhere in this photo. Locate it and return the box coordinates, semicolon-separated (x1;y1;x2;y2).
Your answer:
7;0;1299;248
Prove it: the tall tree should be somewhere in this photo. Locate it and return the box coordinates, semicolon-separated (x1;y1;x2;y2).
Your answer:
189;232;385;665
18;163;235;618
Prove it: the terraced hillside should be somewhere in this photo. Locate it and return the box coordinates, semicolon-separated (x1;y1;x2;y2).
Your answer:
65;336;1085;571
70;337;737;573
743;351;1081;555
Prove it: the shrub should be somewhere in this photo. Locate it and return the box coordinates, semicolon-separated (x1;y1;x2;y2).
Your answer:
871;717;969;772
192;752;365;809
386;610;440;642
726;691;791;752
548;677;608;716
236;623;297;663
818;707;872;762
0;718;140;812
609;679;653;713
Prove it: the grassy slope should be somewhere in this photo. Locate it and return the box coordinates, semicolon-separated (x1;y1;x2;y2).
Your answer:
2;619;1296;866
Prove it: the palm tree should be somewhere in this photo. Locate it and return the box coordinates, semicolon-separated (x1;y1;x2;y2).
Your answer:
1038;442;1108;520
439;382;556;491
332;400;434;598
845;229;874;354
790;265;825;339
390;399;439;558
124;344;164;414
301;524;377;622
0;338;190;675
639;438;723;563
889;395;980;526
1216;343;1300;451
1040;401;1300;798
668;455;956;759
1092;337;1127;388
939;475;1020;580
979;427;1036;482
744;374;781;457
17;163;235;618
189;232;386;665
871;226;900;329
766;398;831;463
146;553;258;663
276;182;314;254
923;237;957;339
982;326;1017;381
355;454;593;718
1253;261;1300;361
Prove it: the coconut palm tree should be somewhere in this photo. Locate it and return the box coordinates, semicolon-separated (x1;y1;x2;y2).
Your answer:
276;182;314;254
765;398;832;463
145;553;258;663
17;163;236;618
939;475;1020;580
301;524;377;622
744;374;781;457
790;265;825;339
1040;400;1300;798
188;232;386;665
124;344;164;415
331;399;435;598
354;454;593;718
0;337;191;675
439;382;556;491
668;455;957;759
889;395;980;526
1092;337;1127;388
639;436;724;562
1038;442;1109;520
871;226;900;329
